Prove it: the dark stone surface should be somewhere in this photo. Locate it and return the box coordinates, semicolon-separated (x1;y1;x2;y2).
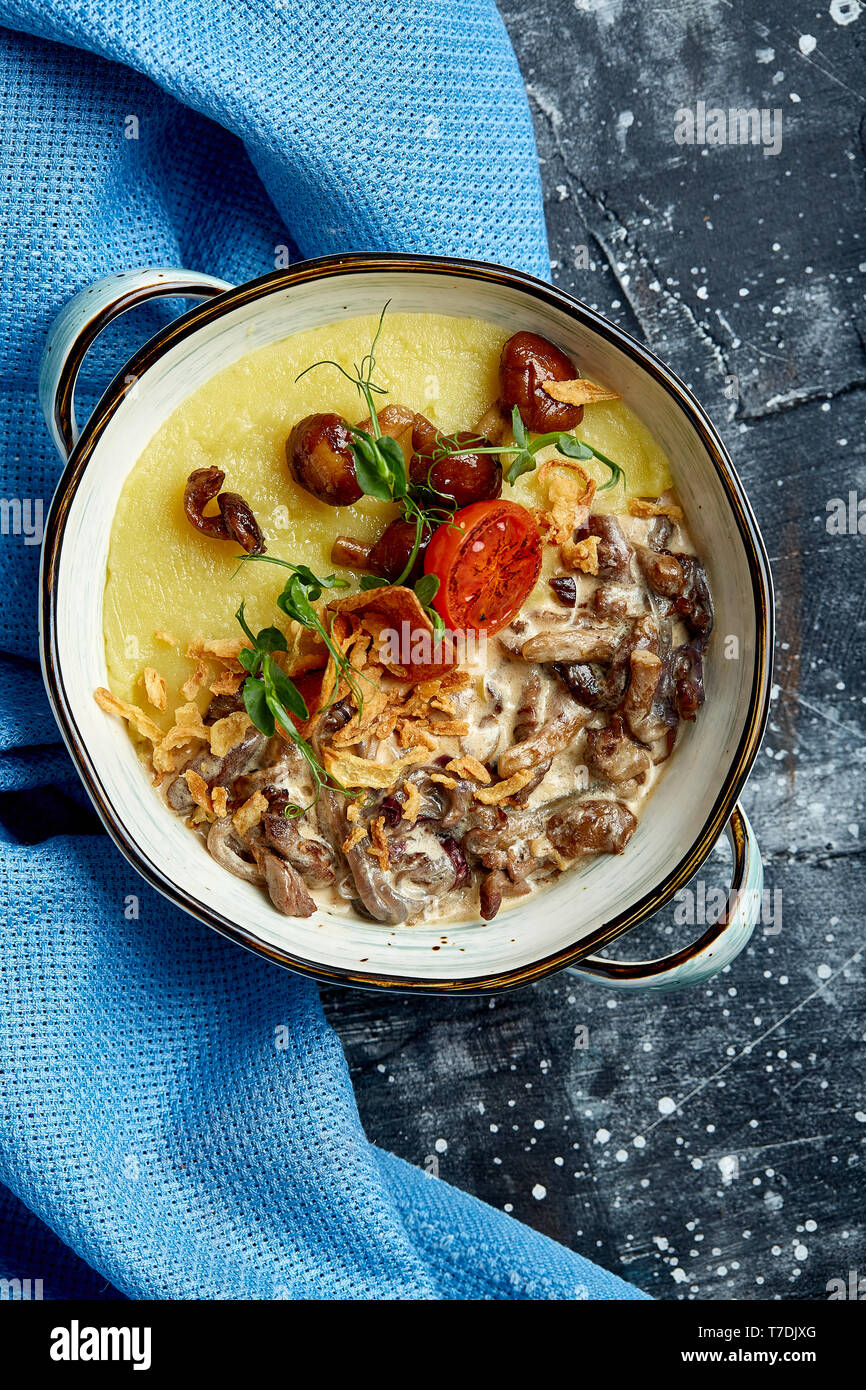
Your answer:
322;1;866;1300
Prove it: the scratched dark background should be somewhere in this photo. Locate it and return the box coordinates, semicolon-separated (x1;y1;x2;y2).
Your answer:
322;0;866;1301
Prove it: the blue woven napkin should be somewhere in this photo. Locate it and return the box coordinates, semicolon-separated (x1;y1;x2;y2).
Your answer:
0;1;648;1299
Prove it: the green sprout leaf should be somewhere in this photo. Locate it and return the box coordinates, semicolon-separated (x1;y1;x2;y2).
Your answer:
576;441;626;491
377;434;408;498
243;678;274;738
505;449;537;486
511;405;528;451
266;657;308;721
431;405;627;496
413;573;440;608
278;574;319;627
235;600;258;650
555;435;594;462
255;625;289;654
349;432;395;501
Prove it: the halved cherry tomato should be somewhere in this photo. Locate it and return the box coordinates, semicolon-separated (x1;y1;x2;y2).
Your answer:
424;500;542;634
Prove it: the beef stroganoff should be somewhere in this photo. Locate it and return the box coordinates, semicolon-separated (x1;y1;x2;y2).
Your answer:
96;310;712;925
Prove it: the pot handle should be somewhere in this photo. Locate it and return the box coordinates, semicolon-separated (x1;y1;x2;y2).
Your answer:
38;267;234;462
567;805;762;992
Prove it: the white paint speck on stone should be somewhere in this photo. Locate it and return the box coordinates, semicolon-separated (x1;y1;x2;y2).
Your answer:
615;109;634;151
658;1096;676;1116
532;1183;547;1201
718;1155;739;1185
830;0;862;26
798;33;817;54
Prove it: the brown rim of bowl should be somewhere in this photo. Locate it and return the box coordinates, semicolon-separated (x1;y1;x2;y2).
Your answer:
40;251;774;995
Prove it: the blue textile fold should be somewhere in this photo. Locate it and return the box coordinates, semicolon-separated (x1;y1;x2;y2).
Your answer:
0;1;647;1298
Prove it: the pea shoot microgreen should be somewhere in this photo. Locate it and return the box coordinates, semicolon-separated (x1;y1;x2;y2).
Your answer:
433;405;626;491
236;554;372;705
295;303;452;630
233;601;327;814
233;560;372;810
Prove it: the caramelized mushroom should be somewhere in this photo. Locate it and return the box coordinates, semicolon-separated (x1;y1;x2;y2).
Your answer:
409;423;502;507
255;844;317;917
287;413;362;506
217;491;266;555
479;870;504;920
479;868;531;921
184;467;230;540
674;555;714;640
367;517;431;584
622;648;665;742
206;817;263;884
331;535;373;569
552;661;610;710
499;331;584;433
262;794;336;884
364;403;419;450
635;546;684;597
166;727;267;815
671;644;706;721
183;468;266;553
592;586;631;620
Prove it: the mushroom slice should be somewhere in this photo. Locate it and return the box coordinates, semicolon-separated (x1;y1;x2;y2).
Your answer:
521;623;621;665
512;672;547;744
316;787;419;925
588;514;632;580
258;848;317;917
547;800;637;857
498;689;589;779
622;649;665;742
479;868;532;921
206;817;264;884
635;546;684;598
262;800;336;884
585;718;652;783
166;727;267;814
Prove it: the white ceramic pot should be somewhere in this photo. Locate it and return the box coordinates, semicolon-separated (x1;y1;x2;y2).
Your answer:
39;255;773;994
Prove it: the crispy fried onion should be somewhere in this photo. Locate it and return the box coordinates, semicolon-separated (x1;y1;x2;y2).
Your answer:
541;378;621;406
628;497;684;522
536;457;598;570
323;746;431;789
